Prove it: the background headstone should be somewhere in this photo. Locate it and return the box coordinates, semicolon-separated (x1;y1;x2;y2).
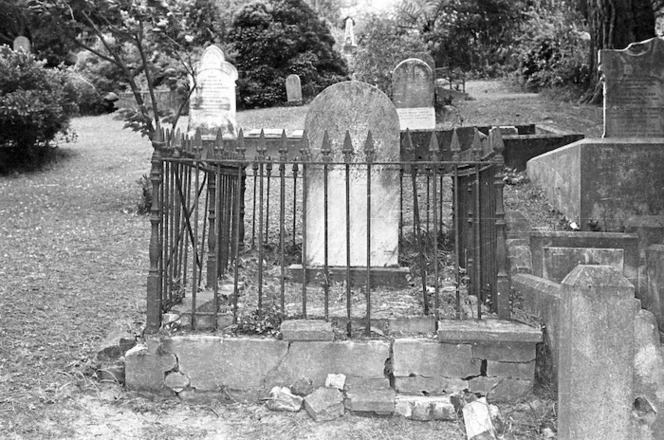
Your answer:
600;37;664;137
187;45;238;140
13;36;30;53
392;58;436;130
303;81;401;267
285;74;303;106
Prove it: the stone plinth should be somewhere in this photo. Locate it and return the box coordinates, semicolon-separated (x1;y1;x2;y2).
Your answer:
558;265;635;440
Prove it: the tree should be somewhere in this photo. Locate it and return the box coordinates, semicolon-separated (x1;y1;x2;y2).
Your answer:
228;0;349;108
577;0;656;102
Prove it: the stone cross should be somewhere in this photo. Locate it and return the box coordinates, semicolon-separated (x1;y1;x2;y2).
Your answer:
303;81;401;267
600;37;664;137
392;58;436;130
187;45;239;140
285;74;303;106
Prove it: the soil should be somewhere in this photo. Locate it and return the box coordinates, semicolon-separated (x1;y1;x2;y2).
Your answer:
0;80;595;439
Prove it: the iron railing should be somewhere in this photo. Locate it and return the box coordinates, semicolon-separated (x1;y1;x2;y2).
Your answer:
145;127;509;334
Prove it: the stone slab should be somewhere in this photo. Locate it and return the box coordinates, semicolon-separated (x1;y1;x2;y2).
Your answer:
542;246;624;283
471;341;537;363
646;244;664;332
281;319;334;341
394;395;456;421
599;37;664;137
304;387;345;422
437;319;542;344
125;340;177;392
393;339;478;378
485;360;535;380
558;265;635;440
387;317;436;335
303;81;401;267
286;265;410;288
345;388;396;414
394;376;468;395
162;336;289;392
267;340;390;389
468;377;533;403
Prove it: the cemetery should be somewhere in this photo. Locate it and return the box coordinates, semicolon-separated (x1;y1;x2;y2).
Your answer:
3;1;664;438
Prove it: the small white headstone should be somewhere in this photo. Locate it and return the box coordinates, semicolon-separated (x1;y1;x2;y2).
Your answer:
187;45;238;140
392;58;436;130
13;36;31;53
286;74;303;105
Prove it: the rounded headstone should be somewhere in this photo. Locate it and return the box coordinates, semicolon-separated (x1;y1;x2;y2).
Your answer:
411;51;436;73
13;36;31;53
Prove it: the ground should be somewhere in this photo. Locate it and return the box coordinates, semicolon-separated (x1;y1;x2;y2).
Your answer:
0;80;597;439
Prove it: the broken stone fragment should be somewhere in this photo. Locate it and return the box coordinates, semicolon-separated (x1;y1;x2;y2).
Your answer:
266;386;303;412
463;397;497;440
164;371;190;392
290;377;314;396
304;387;345;422
394;395;456;421
325;373;346;390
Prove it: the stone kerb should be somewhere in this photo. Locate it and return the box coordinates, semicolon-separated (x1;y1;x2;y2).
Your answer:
600;37;664;137
392;58;436;130
558;265;635;440
302;81;401;267
187;45;239;140
285;74;302;106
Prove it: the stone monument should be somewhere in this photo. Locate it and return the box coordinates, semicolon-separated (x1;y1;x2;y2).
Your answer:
299;81;406;283
392;58;436;130
187;45;238;140
285;74;303;106
600;37;664;137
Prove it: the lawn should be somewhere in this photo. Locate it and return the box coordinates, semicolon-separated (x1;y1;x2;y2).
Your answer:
0;80;593;439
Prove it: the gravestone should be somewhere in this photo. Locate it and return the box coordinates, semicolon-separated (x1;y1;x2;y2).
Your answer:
343;17;357;49
303;81;401;269
392;58;436;130
285;74;303;106
411;52;435;74
13;36;30;53
187;45;238;140
600;37;664;137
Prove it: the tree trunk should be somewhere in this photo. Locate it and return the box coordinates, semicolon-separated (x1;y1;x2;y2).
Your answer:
579;0;656;103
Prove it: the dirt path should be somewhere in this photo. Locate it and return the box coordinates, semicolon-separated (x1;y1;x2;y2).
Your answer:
0;80;570;439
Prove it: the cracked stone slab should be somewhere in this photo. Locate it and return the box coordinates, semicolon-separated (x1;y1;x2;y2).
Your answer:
304;387;345;422
125;340;177;391
393;339;478;378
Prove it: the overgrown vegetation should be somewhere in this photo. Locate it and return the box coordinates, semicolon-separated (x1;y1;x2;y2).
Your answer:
228;0;349;108
0;46;78;171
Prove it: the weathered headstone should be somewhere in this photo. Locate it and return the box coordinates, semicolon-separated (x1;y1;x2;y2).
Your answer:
285;74;303;106
411;51;435;74
392;58;435;130
343;17;356;48
303;81;401;267
600;37;664;137
13;36;30;53
558;265;635;440
187;45;238;140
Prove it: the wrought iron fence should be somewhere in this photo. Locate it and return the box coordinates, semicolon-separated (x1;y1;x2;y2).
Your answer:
145;126;509;334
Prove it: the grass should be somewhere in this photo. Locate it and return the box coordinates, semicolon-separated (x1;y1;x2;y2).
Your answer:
0;79;600;439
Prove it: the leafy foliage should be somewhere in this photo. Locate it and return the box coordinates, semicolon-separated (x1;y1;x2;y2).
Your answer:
228;0;349;108
353;13;428;96
515;2;590;93
0;46;78;170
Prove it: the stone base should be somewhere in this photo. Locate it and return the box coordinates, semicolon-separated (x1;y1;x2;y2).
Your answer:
287;264;410;288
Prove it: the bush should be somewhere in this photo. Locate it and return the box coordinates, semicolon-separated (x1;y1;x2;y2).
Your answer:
0;46;78;171
228;0;349;109
353;13;427;96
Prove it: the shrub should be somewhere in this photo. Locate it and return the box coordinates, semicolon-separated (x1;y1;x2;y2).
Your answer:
0;46;78;170
353;13;427;96
228;0;349;109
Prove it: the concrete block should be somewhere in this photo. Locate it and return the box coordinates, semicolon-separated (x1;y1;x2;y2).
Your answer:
394;395;456;421
162;336;289;392
125;341;177;392
558;265;635;440
304;387;345;422
345;388;395;415
438;319;542;344
393;339;478;378
281;319;334;341
394;376;468;395
485;361;535;380
633;309;664;439
469;377;532;403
